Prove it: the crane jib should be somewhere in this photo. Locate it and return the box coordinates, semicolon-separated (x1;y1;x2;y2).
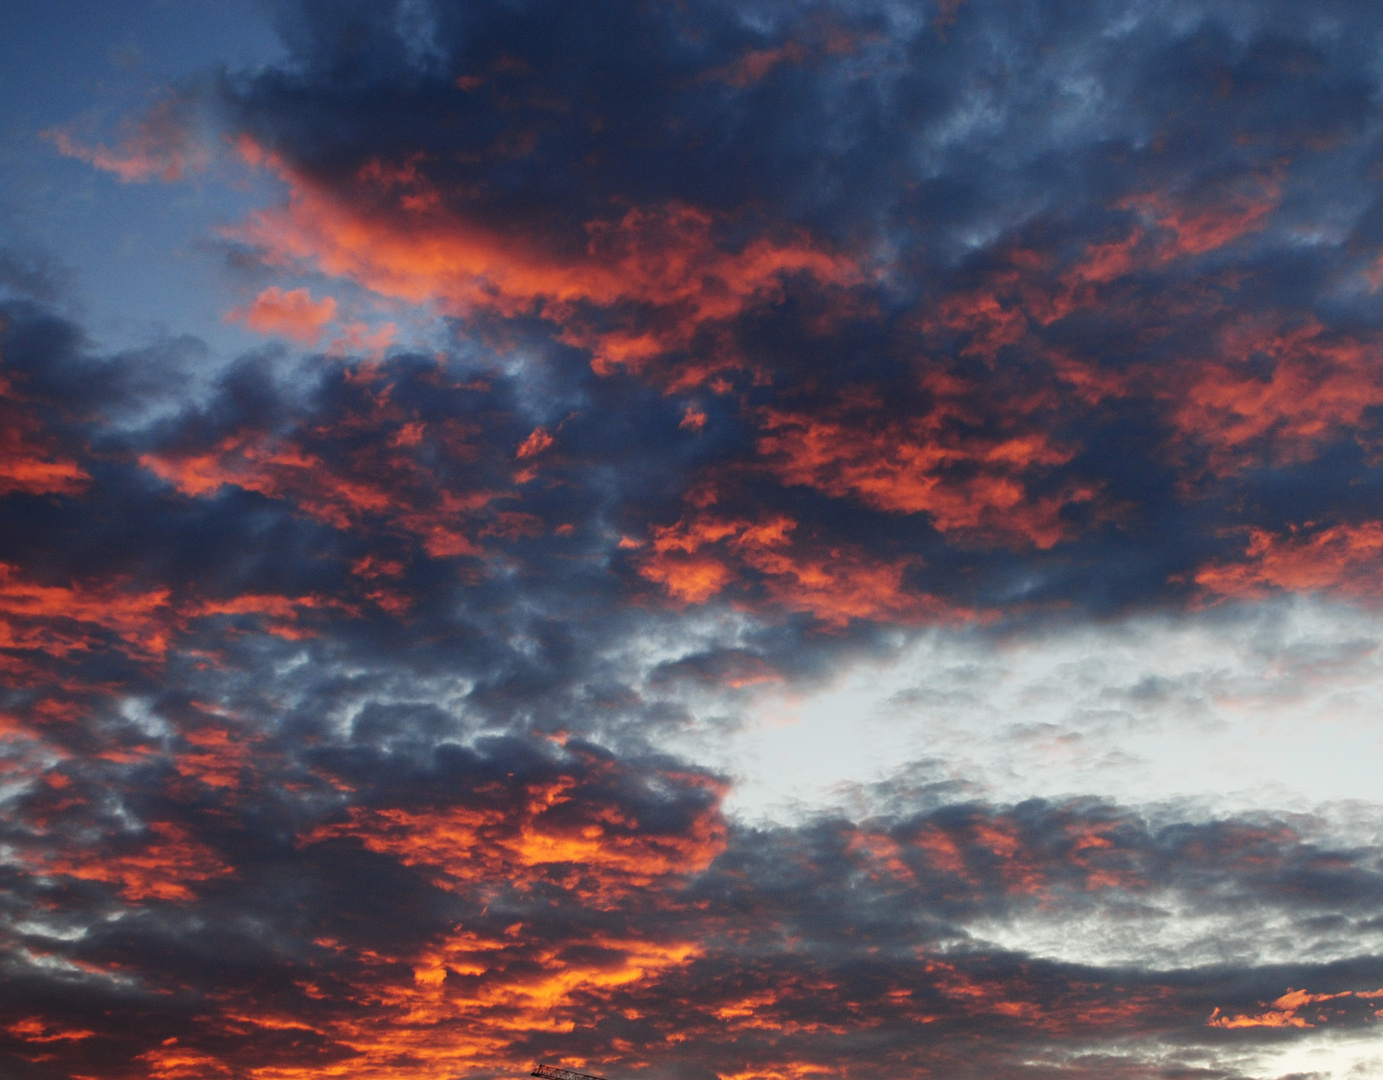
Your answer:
532;1065;611;1080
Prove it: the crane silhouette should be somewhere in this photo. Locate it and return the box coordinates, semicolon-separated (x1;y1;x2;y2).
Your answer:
532;1064;610;1080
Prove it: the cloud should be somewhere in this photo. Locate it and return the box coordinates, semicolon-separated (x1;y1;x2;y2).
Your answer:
17;0;1383;1077
226;286;338;345
46;96;209;184
6;702;1383;1080
229;165;863;390
753;384;1096;549
190;0;1383;621
0;247;75;306
1167;318;1383;477
635;507;968;626
1196;523;1383;600
0;381;89;500
1208;989;1382;1030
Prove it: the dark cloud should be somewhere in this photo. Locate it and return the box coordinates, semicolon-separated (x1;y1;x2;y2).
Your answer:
181;0;1383;622
6;701;1382;1080
0;246;75;305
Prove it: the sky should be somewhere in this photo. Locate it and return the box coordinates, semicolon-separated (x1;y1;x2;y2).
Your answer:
2;2;1383;1079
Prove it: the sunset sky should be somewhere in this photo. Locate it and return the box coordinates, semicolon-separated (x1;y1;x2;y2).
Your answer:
3;2;1383;1078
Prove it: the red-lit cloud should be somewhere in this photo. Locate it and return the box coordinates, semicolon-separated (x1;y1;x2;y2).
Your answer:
227;287;338;345
4;707;1376;1080
1194;522;1383;600
703;42;808;88
12;751;733;1080
231;148;862;389
636;508;967;625
1122;174;1281;261
137;363;507;559
0;368;88;498
1208;988;1383;1029
913;232;1383;491
0;549;353;734
0;561;173;667
29;819;234;903
307;766;727;904
517;427;555;459
1167;318;1383;475
755;382;1096;548
45;97;208;183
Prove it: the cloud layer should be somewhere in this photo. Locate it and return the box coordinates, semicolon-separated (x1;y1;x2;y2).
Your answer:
5;0;1383;1077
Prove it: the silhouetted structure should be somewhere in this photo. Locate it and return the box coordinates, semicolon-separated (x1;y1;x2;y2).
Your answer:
533;1065;610;1080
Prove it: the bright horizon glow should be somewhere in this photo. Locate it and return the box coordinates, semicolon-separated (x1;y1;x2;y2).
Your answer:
679;599;1383;825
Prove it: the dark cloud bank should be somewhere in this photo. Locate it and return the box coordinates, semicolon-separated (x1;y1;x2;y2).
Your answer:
5;1;1383;1077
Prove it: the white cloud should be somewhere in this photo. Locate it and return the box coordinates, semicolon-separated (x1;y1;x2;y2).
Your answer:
655;596;1383;827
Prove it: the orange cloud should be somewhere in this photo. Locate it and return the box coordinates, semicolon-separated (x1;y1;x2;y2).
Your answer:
309;771;726;906
934;246;1383;480
328;319;397;358
136;1044;234;1079
917;239;1150;357
517;426;555;459
1124;175;1280;260
138;374;500;558
680;406;708;432
0;370;89;498
1168;319;1383;474
846;831;914;883
227;286;338;345
746;541;935;627
205;764;729;1078
1208;988;1358;1029
914;826;968;876
212;928;705;1080
901;812;1148;898
186;592;337;642
950;242;1383;480
5;1018;95;1044
46;98;208;183
30;820;233;903
918;179;1279;368
231;151;862;389
1194;522;1383;600
755;383;1095;548
930;283;1033;361
0;561;173;667
912;956;1162;1034
170;720;255;790
637;509;969;626
0;556;353;704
